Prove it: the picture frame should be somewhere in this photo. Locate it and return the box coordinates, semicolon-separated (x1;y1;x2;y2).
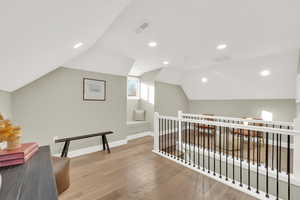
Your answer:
83;78;106;101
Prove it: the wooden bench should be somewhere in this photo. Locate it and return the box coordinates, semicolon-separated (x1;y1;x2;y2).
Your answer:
55;131;113;157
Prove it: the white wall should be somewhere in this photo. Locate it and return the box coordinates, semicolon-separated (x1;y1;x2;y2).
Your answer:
0;90;12;119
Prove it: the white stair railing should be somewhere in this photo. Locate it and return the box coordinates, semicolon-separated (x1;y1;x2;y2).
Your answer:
153;112;300;200
181;112;294;129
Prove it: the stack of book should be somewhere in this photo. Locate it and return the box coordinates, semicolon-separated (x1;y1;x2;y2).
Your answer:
0;143;39;167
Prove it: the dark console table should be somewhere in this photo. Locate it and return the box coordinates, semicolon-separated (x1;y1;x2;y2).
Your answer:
0;146;58;200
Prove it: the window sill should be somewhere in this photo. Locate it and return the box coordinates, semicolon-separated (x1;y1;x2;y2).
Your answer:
127;96;140;100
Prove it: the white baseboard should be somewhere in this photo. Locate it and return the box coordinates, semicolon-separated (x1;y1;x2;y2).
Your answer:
54;131;153;158
127;131;153;140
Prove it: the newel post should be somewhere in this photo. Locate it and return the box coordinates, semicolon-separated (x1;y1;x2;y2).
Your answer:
178;110;183;151
154;112;160;152
293;119;300;181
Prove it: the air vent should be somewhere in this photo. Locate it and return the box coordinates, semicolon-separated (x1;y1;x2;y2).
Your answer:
135;22;149;34
213;55;231;63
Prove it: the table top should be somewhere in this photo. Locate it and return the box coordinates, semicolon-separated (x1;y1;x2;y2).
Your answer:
0;146;58;200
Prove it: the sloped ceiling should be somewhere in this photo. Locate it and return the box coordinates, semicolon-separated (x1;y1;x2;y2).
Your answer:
0;0;132;92
181;50;298;100
64;42;134;76
100;0;300;74
1;0;300;100
99;0;300;100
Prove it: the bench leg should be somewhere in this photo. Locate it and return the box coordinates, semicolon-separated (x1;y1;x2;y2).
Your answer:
61;141;70;157
104;135;111;153
61;142;67;157
102;135;106;151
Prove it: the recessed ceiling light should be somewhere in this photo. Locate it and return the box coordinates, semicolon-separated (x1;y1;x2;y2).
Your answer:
201;77;208;83
216;44;227;50
163;61;169;65
73;42;83;49
148;41;157;47
260;70;270;77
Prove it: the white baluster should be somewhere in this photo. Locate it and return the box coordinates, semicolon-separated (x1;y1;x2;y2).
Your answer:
293;119;300;181
178;110;183;152
153;112;160;152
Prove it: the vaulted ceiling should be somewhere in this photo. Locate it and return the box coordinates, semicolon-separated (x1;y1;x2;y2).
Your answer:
1;0;300;100
0;0;132;91
102;0;300;72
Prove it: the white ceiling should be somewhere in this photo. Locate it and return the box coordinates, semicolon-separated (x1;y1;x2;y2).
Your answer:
64;41;134;76
0;0;132;91
101;0;300;75
182;50;298;100
1;0;300;100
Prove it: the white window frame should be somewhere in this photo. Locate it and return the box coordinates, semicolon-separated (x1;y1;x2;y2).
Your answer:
127;76;140;99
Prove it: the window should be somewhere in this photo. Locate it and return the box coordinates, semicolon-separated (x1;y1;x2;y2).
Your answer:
127;77;140;99
149;85;154;104
261;110;273;121
140;82;155;105
141;83;148;100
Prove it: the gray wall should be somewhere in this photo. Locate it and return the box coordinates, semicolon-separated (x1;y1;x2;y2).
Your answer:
12;67;127;153
155;81;189;117
139;70;161;130
0;90;12;119
297;50;300;118
127;99;140;121
189;99;296;121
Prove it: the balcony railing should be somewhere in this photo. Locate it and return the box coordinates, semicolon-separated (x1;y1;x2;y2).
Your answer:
182;113;294;129
153;112;300;200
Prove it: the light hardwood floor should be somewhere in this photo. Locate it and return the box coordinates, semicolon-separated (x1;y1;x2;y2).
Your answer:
60;136;256;200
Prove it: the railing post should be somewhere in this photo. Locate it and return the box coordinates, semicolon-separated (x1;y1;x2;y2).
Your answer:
178;110;183;119
178;111;182;152
154;112;159;152
293;119;300;181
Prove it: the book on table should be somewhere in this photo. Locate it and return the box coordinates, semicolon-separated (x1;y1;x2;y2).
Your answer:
0;143;39;167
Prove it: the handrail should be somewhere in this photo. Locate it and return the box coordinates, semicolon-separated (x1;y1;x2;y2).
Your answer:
158;115;297;135
158;115;179;121
180;118;298;136
182;112;294;127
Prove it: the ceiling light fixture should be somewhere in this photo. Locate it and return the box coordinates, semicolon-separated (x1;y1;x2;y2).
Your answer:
260;70;270;77
148;41;157;47
73;42;83;49
163;61;169;65
201;77;208;83
216;44;227;50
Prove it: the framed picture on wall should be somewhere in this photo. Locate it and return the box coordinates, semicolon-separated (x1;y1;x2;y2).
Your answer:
83;78;106;101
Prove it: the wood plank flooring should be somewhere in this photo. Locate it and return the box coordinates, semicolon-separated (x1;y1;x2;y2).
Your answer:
60;136;256;200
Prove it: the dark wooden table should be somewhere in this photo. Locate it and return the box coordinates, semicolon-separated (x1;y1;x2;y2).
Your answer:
55;131;113;157
0;146;58;200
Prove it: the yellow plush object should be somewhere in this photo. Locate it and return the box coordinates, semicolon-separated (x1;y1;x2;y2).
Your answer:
0;113;21;142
